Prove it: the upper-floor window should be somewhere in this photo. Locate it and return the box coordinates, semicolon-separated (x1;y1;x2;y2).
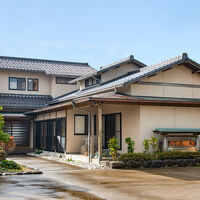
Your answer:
28;78;39;91
56;77;76;85
9;77;26;90
85;75;101;88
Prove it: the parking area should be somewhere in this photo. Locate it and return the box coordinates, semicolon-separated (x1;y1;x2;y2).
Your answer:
6;155;200;200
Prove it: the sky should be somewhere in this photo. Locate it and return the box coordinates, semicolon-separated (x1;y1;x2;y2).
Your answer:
0;0;200;69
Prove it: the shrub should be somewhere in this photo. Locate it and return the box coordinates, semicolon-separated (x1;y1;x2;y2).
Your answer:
149;136;158;153
119;151;200;162
155;151;200;160
143;139;150;154
119;153;153;162
125;137;135;153
0;107;15;155
0;160;21;170
35;149;43;154
107;137;120;160
67;158;73;162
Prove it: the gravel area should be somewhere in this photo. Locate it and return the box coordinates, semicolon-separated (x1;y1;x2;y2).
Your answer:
27;151;102;169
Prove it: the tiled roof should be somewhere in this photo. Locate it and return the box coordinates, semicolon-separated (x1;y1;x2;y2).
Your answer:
69;55;146;83
0;93;52;110
51;53;195;104
0;56;96;77
27;91;200;114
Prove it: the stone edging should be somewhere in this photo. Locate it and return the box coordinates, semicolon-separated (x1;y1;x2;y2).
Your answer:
0;170;42;176
1;160;43;176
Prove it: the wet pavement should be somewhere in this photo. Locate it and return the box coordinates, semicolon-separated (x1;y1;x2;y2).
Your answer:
0;155;103;200
2;155;200;200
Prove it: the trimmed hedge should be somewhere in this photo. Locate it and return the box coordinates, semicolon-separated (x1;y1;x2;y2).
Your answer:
118;151;200;169
119;151;200;162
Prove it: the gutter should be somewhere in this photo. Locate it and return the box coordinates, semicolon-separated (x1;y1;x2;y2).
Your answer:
72;101;91;163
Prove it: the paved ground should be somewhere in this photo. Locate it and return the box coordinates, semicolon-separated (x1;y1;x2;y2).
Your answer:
2;155;200;200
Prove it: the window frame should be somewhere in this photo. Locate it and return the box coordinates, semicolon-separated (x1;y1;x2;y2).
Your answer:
56;77;76;85
74;114;88;135
85;75;101;88
27;78;39;91
9;77;26;91
102;112;122;150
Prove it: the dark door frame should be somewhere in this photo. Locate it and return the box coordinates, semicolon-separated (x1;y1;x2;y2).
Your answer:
102;113;122;150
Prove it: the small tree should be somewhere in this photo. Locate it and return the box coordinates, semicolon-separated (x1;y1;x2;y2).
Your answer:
0;107;10;143
149;136;158;153
0;107;15;156
143;139;150;154
107;136;120;160
125;137;135;153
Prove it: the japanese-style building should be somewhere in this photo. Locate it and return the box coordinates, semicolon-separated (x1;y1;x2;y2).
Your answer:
27;53;200;160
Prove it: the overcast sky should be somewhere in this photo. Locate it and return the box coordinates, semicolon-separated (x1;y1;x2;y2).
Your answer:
0;0;200;69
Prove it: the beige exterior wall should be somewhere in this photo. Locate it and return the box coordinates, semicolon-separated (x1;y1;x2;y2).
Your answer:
101;63;140;83
66;104;141;154
131;65;200;98
102;104;140;153
139;105;200;152
34;104;200;154
79;63;140;90
50;77;78;98
0;69;51;95
66;107;98;153
0;69;78;98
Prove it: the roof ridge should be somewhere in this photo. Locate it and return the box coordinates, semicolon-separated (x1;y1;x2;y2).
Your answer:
100;55;134;70
146;53;187;69
0;55;89;66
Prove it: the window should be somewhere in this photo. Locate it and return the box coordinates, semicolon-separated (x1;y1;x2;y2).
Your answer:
9;77;26;90
85;75;101;88
74;115;88;135
102;113;121;149
56;77;76;85
28;78;39;91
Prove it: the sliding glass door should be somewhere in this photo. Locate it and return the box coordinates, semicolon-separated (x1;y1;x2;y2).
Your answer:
102;113;121;149
34;118;66;153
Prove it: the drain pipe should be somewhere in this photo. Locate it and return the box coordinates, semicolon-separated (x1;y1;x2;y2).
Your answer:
72;101;91;163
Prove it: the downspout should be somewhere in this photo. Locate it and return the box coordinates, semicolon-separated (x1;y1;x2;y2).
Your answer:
72;101;91;163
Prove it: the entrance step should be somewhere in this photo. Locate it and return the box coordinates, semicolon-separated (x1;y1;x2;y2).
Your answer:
10;149;34;155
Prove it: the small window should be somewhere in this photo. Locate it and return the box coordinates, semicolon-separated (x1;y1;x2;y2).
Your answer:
74;115;88;135
9;77;26;90
28;78;39;91
85;75;101;88
56;77;76;85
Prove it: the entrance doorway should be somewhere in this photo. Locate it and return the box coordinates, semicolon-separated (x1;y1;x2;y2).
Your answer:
102;113;121;149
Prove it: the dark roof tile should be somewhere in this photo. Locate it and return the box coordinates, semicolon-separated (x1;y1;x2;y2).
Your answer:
0;56;96;77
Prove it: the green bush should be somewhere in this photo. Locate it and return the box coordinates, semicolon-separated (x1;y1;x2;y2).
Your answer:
155;151;200;160
0;160;21;170
119;151;200;162
35;149;43;154
125;137;135;153
143;139;150;154
119;153;153;162
149;136;158;153
107;137;120;160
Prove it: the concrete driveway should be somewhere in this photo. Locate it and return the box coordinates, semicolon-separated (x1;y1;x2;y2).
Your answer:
3;155;200;200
